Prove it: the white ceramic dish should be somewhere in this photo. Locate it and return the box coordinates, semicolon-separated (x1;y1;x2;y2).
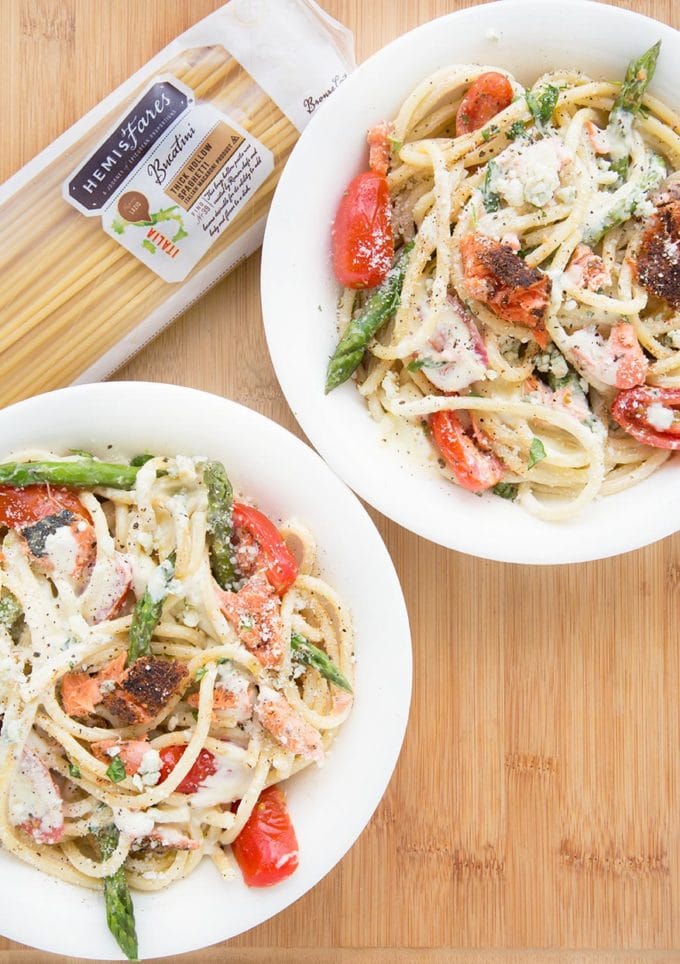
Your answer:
0;382;411;960
262;0;680;564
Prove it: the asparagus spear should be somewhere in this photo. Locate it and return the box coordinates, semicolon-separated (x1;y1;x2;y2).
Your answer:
325;242;414;394
96;825;138;961
0;460;138;489
204;461;236;590
582;152;665;246
291;632;353;693
0;588;22;633
607;41;661;183
127;555;175;665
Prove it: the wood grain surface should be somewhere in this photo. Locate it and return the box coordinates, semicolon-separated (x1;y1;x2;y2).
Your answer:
1;0;680;961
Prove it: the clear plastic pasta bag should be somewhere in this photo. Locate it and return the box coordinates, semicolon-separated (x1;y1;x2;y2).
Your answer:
0;0;355;406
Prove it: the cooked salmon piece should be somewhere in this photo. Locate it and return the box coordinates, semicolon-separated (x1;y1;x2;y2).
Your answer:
60;652;128;719
565;244;611;291
634;180;680;308
255;686;324;763
20;511;96;584
460;234;551;346
61;672;102;718
566;321;648;389
187;684;254;722
91;738;151;775
367;121;391;176
10;747;64;845
131;826;199;852
216;571;285;668
102;657;188;725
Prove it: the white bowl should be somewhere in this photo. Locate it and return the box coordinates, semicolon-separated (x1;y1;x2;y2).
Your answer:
261;0;680;564
0;382;411;960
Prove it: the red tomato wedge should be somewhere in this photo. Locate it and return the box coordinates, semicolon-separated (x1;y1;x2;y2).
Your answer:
232;503;299;596
431;410;504;493
456;72;514;135
232;786;299;887
0;485;89;528
159;746;218;794
331;170;393;290
611;386;680;450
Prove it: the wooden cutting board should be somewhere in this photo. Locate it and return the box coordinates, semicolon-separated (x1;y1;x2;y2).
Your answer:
1;0;680;960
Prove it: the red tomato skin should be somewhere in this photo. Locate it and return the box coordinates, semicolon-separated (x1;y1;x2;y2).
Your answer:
456;72;514;135
431;410;504;493
159;746;217;794
232;786;299;887
332;171;393;290
611;387;680;450
232;503;299;596
0;485;89;528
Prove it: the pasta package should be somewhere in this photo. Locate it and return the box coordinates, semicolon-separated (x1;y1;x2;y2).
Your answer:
0;0;355;406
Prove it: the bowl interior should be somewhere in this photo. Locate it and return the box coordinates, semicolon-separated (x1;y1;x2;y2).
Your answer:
261;0;680;564
0;382;411;960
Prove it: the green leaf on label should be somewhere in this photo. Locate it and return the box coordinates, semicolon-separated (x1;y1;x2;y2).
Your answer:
492;481;518;501
527;437;547;469
172;226;188;243
141;239;156;255
106;756;127;783
111;217;126;235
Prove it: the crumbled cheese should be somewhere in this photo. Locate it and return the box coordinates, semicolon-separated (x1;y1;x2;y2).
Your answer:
647;402;675;431
489;137;571;209
43;526;80;576
113;806;154;839
136;531;153;552
146;559;173;603
181;607;200;629
138;748;162;787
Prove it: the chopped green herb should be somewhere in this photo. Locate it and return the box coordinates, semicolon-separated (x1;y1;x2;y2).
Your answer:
527;437;547;469
526;84;560;126
388;136;403;153
482;161;501;213
0;589;22;633
195;665;208;682
130;453;154;467
106;756;127;783
481;125;498;142
407;357;447;373
492;481;518;501
507;120;527;140
68;760;82;780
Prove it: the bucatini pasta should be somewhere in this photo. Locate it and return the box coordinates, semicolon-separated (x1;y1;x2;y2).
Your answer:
326;43;680;520
0;450;354;959
0;0;354;408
